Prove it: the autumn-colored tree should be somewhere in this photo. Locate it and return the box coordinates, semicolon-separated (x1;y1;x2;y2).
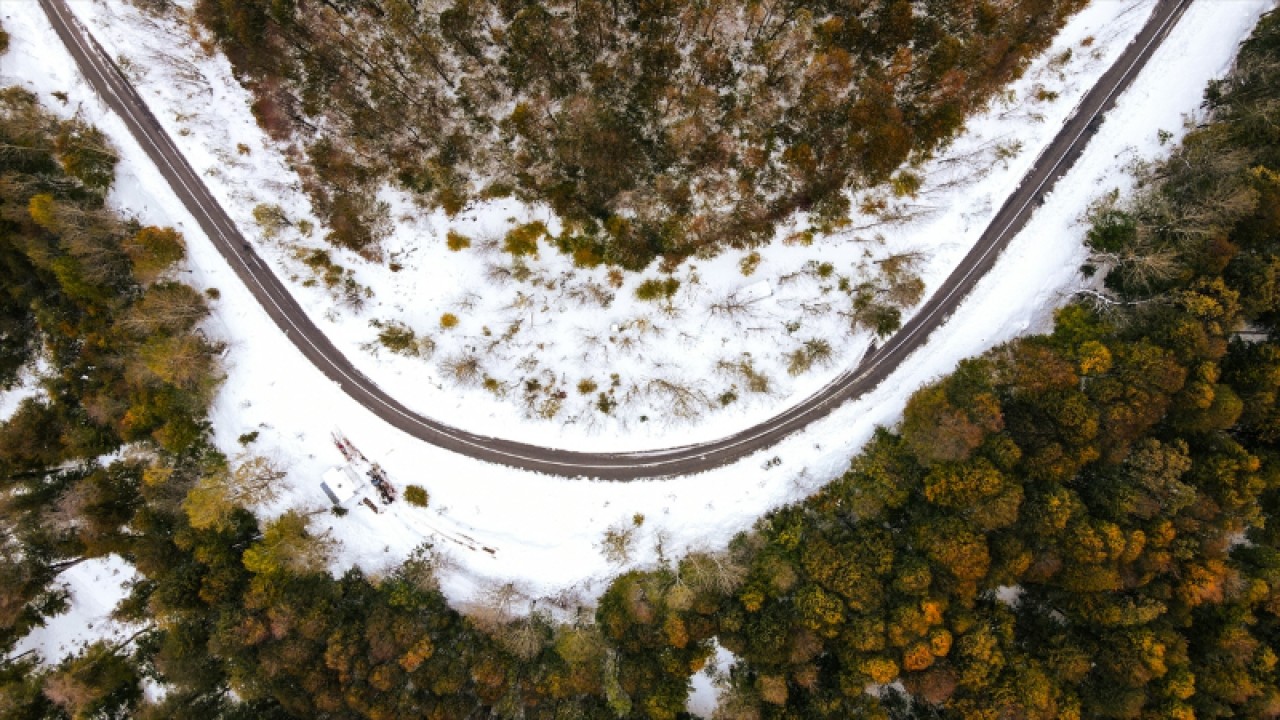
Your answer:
901;378;1003;464
184;454;286;530
124;226;186;284
242;510;333;576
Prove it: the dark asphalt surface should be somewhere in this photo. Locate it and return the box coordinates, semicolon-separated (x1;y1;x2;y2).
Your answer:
40;0;1192;479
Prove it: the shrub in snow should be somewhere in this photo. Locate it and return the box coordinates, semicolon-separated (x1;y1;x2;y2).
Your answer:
634;277;679;302
404;485;429;508
446;230;471;251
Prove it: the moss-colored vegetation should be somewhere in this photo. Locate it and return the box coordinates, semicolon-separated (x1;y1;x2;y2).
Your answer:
634;277;680;302
445;229;471;251
404;484;429;508
502;221;546;257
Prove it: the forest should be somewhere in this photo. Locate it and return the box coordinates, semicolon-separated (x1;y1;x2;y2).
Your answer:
195;0;1085;267
4;6;1280;720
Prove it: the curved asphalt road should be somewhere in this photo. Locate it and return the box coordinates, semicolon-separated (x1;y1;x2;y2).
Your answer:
40;0;1192;479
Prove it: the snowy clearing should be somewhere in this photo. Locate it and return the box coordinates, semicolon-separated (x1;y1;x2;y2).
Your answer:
12;555;141;665
0;356;46;423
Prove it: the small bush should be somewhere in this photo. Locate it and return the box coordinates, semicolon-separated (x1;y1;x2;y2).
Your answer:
635;277;680;302
1086;209;1138;253
205;287;221;300
376;321;432;357
596;393;616;414
299;248;344;288
891;171;923;198
503;221;547;256
786;338;834;376
860;303;902;337
719;358;771;394
785;230;815;246
440;353;482;385
237;431;259;445
482;182;514;199
252;203;290;240
577;379;598;394
440;312;459;329
378;322;417;352
509;259;533;283
573;245;603;267
739;252;762;276
438;186;468;216
807;338;832;364
599;521;636;565
1034;87;1060;103
537;396;562;419
446;230;472;251
404;485;429;508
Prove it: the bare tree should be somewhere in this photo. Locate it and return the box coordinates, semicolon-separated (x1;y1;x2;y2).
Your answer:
679;551;748;596
438;352;483;386
120;283;208;335
639;377;710;422
708;290;763;321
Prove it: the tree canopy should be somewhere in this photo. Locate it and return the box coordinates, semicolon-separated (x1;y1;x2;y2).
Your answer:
197;0;1085;267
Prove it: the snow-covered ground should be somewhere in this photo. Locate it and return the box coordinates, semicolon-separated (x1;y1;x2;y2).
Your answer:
0;357;46;422
12;555;141;664
0;0;1271;614
32;0;1187;452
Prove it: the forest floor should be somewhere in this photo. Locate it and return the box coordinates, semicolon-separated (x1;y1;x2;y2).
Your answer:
0;0;1270;618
